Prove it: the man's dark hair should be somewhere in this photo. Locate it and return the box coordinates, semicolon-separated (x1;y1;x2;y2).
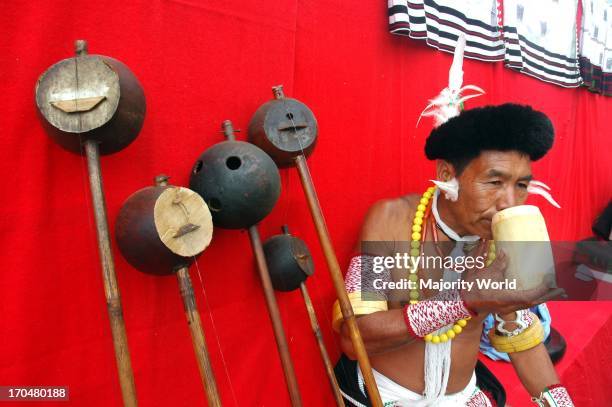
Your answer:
424;103;554;175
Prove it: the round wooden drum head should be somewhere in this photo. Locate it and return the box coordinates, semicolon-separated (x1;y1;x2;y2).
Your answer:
154;187;213;257
35;55;120;133
261;98;317;153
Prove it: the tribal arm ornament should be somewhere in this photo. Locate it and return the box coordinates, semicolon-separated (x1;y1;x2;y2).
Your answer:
531;384;574;406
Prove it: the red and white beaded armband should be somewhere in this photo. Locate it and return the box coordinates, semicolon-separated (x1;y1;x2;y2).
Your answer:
532;384;574;407
403;289;475;339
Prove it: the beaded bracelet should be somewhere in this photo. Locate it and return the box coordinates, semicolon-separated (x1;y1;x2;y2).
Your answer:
495;309;534;337
531;384;574;406
489;313;544;353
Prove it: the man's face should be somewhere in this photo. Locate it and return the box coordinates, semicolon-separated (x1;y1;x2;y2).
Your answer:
454;150;532;239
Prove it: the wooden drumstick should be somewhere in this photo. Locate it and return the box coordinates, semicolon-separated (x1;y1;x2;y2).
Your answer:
248;226;303;407
189;121;302;406
294;155;382;407
36;40;146;406
249;86;383;406
154;176;222;407
86;140;137;407
263;225;344;406
299;282;345;407
116;176;221;405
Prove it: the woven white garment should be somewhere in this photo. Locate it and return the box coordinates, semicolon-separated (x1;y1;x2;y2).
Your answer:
356;367;479;406
422;190;481;403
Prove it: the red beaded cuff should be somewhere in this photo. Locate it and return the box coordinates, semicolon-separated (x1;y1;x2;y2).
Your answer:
403;290;472;338
402;303;419;338
532;384;574;406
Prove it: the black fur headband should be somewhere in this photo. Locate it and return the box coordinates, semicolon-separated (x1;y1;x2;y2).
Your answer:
425;103;554;162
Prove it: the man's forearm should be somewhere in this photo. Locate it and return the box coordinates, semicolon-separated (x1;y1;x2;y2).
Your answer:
509;342;559;397
340;290;473;356
340;310;417;357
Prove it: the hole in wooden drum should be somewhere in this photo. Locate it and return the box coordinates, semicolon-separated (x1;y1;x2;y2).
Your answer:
286;112;294;120
226;156;241;170
208;198;222;212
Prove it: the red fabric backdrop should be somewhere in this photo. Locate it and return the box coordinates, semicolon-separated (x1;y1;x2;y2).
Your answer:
1;1;611;406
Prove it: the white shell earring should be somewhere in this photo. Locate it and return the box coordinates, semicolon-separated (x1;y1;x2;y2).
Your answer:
527;180;561;208
430;178;459;201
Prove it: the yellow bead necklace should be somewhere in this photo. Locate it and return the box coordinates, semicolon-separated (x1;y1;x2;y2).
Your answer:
409;186;494;344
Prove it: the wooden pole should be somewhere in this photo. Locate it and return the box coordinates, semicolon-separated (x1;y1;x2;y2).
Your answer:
176;266;222;407
248;226;303;407
153;174;222;406
299;283;345;407
84;139;138;407
293;154;382;407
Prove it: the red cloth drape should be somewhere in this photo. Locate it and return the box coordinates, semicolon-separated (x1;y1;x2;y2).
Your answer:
1;1;611;406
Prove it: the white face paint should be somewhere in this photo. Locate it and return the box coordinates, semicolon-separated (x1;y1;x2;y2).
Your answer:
430;178;459;201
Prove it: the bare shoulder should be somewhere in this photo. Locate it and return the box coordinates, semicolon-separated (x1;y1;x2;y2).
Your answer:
359;194;421;242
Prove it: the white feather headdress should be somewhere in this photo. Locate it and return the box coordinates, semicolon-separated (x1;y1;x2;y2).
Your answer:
417;35;485;127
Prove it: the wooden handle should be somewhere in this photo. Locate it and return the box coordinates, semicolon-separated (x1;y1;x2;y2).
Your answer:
248;226;303;407
84;140;138;407
176;266;222;407
300;283;345;407
294;154;382;407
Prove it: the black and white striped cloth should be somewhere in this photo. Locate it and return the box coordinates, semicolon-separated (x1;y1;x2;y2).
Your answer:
389;0;505;62
389;0;583;88
579;0;612;95
503;0;582;88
